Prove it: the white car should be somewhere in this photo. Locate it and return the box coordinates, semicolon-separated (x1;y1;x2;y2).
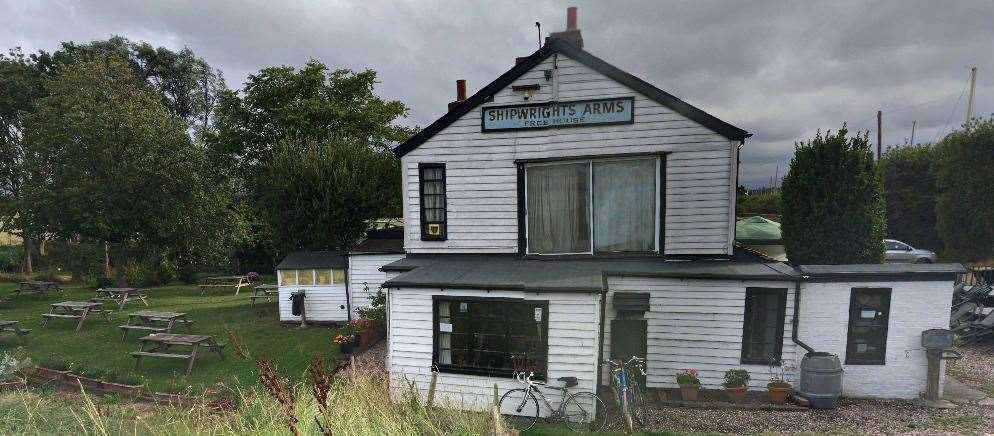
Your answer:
884;239;938;263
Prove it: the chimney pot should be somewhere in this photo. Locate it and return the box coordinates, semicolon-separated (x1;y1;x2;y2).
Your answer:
566;6;578;30
456;79;467;101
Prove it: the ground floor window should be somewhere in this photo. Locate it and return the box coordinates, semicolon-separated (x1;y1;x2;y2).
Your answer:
740;287;787;365
433;296;549;378
846;288;891;365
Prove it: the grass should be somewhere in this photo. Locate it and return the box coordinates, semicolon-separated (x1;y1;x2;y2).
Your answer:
0;282;340;393
0;373;497;435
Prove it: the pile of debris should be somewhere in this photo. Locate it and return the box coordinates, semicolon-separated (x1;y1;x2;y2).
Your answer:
951;280;994;344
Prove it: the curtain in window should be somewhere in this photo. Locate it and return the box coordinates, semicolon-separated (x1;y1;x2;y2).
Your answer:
526;163;591;253
593;159;656;252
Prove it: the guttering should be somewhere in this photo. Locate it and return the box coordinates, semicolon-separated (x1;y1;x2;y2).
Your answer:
791;278;816;354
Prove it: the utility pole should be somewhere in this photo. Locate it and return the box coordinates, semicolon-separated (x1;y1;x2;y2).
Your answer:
876;110;883;159
910;120;916;146
966;66;978;125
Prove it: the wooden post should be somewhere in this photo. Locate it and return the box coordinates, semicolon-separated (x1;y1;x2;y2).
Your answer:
426;370;438;407
966;66;977;125
349;355;356;382
925;349;941;401
876;110;883;159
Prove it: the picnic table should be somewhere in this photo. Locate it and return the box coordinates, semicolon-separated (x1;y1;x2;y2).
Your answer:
131;333;225;375
0;320;31;341
15;281;63;296
250;284;278;307
119;311;193;341
93;287;150;310
41;301;109;331
199;275;251;295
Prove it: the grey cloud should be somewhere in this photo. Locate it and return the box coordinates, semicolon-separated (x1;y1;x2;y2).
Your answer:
2;0;990;186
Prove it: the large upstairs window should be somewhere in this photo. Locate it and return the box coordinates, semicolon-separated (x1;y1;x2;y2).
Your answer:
524;156;661;255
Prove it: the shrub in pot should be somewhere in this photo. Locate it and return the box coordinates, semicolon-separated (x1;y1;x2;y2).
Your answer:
722;369;750;401
674;369;701;401
767;377;792;404
335;334;357;355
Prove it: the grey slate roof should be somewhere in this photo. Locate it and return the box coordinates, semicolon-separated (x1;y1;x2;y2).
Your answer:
276;251;348;270
799;263;967;281
381;256;798;293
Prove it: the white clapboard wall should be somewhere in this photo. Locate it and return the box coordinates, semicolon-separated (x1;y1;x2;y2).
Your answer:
605;276;797;390
386;287;600;415
401;53;737;255
348;253;405;318
277;270;349;323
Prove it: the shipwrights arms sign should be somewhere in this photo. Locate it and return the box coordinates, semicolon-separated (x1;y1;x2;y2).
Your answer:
481;97;634;132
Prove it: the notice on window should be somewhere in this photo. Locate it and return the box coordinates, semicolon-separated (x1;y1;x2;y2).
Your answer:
861;310;877;319
534;307;543;322
857;343;868;352
459;302;468;312
439;322;452;333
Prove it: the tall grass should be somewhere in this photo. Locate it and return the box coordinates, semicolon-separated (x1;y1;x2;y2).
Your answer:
0;374;497;435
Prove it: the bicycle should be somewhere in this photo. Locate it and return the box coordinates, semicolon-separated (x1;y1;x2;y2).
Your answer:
605;356;648;431
497;371;609;432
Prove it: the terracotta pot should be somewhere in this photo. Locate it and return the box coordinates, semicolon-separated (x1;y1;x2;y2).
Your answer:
767;382;792;405
724;385;747;401
679;384;700;401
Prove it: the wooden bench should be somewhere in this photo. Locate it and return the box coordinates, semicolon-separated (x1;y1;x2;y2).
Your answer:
41;301;110;331
199;276;251;295
131;333;225;375
120;311;193;341
250;285;278;307
0;321;30;341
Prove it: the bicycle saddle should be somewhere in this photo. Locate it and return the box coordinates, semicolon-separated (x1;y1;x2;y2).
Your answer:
557;376;578;387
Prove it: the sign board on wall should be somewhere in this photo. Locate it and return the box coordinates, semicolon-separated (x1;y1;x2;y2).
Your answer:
481;97;635;132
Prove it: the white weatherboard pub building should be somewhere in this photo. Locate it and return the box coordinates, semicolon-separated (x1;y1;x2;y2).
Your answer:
376;10;964;414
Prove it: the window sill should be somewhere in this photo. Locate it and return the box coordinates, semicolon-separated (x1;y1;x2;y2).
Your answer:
434;364;546;381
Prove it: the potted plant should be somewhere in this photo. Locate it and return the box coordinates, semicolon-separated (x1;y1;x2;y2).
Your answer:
722;369;750;401
335;334;357;355
351;318;375;346
767;358;793;405
674;369;701;401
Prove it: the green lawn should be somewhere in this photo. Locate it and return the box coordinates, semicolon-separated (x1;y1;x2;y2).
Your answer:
0;282;341;393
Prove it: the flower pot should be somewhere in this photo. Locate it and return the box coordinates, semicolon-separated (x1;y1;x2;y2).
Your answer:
724;386;747;401
679;384;700;401
339;341;355;355
767;381;792;405
358;329;373;346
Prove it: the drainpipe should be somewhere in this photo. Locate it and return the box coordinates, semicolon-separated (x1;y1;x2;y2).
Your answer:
791;279;816;354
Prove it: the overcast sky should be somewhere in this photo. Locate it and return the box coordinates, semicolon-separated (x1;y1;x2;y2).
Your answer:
4;0;991;186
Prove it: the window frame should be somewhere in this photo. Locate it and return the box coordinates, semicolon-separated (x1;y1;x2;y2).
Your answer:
740;287;788;365
431;295;550;379
845;287;892;365
418;162;448;241
522;155;662;256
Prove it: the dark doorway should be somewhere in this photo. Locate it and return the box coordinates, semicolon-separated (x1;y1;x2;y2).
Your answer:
610;317;648;385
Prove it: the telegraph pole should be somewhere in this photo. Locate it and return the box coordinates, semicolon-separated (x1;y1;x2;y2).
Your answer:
876;110;882;159
910;120;916;146
966;66;978;125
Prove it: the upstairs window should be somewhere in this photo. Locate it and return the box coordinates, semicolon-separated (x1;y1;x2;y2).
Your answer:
419;163;447;241
846;288;891;365
740;288;787;365
525;157;660;255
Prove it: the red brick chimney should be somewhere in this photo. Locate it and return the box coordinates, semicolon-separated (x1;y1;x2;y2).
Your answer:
448;79;467;111
548;6;583;48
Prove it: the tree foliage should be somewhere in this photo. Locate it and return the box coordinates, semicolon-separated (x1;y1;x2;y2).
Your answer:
781;127;886;265
877;144;942;251
258;139;401;253
20;56;230;284
208;60;413;173
935;117;994;261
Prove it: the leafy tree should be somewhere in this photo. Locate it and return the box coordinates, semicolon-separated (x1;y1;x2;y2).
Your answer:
208;61;413;173
20;56;229;285
877;144;942;251
257;139;401;253
0;48;49;273
935;117;994;261
781;127;886;265
32;36;226;134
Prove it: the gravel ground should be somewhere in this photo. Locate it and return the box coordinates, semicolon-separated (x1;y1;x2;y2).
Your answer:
336;340;387;379
637;342;994;435
948;342;994;397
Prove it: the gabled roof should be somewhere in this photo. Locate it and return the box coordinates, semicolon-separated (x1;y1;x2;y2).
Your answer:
394;38;750;157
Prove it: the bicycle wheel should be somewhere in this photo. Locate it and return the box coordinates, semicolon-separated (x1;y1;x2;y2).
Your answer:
498;388;540;431
562;391;609;432
628;381;648;427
